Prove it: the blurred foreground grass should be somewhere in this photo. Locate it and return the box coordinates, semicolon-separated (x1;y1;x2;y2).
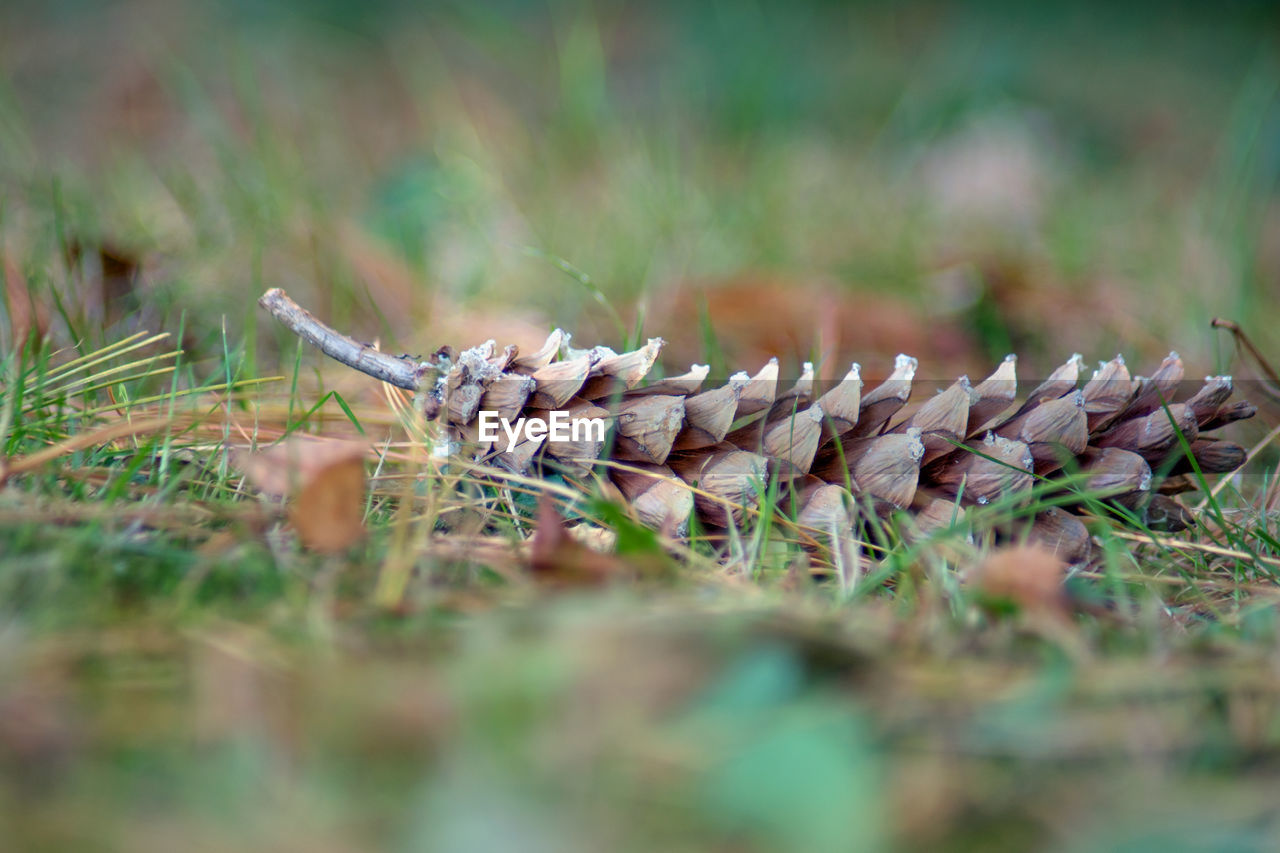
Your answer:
3;1;1280;850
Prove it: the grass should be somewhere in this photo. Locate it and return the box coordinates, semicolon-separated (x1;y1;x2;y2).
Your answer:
3;1;1280;850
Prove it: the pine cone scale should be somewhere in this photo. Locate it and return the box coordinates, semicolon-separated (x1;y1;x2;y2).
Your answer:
423;328;1258;544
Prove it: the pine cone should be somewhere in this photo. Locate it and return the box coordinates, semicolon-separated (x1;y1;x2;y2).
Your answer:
258;289;1258;562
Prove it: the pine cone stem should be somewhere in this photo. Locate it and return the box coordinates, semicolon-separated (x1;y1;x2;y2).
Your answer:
258;288;434;391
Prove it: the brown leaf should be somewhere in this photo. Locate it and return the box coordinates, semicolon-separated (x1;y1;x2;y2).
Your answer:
527;497;629;586
289;457;366;553
98;244;141;328
237;438;368;553
969;544;1068;618
4;255;50;348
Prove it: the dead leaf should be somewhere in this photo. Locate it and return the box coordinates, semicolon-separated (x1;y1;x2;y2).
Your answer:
4;255;49;349
235;437;363;496
527;496;630;587
968;544;1068;620
99;243;141;328
61;238;144;331
237;438;368;553
290;457;367;553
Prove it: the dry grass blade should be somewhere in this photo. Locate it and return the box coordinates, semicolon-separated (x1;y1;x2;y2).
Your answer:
1106;529;1280;574
1;416;174;482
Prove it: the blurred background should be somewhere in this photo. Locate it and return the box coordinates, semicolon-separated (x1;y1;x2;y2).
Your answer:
3;0;1279;379
4;2;1280;851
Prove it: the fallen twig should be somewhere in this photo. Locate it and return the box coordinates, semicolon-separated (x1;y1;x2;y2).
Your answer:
258;288;434;391
1212;317;1280;404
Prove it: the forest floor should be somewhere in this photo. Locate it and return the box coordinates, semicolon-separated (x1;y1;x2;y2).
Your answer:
3;2;1280;850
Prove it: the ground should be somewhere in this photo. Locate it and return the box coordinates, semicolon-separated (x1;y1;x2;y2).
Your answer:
2;2;1280;850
